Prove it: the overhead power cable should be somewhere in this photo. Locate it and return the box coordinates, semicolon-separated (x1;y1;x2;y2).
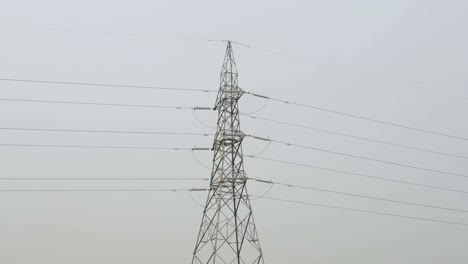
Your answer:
191;150;212;169
192;109;217;129
246;156;468;195
248;135;468;179
3;140;465;191
0;127;213;137
0;188;208;192
244;115;468;160
0;78;216;93
251;178;468;213
245;93;468;141
0;24;226;43
0;144;210;151
3;184;464;226
0;177;208;181
256;196;468;227
3;23;465;101
2;185;464;226
0;98;212;110
5;141;464;192
237;45;468;102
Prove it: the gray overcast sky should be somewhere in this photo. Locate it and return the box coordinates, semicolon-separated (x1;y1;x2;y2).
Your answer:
0;0;467;263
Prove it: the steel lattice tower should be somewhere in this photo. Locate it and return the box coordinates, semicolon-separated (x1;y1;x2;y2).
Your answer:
192;41;264;264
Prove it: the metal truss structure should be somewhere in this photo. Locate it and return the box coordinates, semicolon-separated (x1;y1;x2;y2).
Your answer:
192;41;264;264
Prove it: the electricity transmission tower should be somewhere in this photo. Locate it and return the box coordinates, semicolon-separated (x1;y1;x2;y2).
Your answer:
192;41;265;264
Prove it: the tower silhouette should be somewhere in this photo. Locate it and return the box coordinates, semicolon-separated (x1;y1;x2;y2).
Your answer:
192;41;264;264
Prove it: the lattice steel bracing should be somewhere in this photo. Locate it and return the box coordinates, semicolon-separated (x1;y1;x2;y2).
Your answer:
192;41;264;264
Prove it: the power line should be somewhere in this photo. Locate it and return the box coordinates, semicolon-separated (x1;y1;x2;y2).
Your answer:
192;109;217;129
2;184;465;226
0;188;208;192
0;127;213;136
0;24;223;42
256;196;468;227
249;136;468;179
0;144;209;151
3;184;464;226
2;141;465;190
244;115;468;160
245;93;468;141
0;177;208;181
246;156;468;195
0;98;209;110
0;78;217;93
3;23;465;101
238;45;468;102
251;178;468;213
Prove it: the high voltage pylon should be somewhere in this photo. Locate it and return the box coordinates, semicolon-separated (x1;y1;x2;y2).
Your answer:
192;41;265;264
